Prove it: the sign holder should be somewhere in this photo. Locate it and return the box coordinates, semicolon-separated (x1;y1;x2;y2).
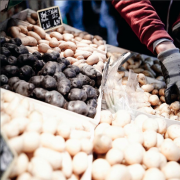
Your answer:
37;6;63;32
0;132;17;180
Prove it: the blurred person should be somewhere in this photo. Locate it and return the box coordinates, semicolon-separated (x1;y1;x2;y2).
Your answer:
54;0;84;31
112;1;180;104
99;1;119;46
91;1;119;46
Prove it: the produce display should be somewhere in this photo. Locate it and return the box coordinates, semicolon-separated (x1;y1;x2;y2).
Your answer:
1;8;180;180
1;90;93;180
92;109;180;180
0;37;100;118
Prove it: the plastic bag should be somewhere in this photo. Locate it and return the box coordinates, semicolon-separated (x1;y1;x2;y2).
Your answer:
103;52;145;114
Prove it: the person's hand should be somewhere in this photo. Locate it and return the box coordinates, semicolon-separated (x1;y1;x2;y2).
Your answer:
157;46;180;104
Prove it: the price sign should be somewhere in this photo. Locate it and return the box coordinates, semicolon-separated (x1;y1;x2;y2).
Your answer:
0;133;16;180
37;6;63;32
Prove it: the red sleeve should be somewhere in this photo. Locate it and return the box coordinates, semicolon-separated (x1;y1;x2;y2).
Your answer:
112;0;173;53
172;13;180;28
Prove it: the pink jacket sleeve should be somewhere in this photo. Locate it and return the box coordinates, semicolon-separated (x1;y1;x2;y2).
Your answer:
112;0;173;53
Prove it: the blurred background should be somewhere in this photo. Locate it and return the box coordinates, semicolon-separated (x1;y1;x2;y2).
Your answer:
0;0;121;46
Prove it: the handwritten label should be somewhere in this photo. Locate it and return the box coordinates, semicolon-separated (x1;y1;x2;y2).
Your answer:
0;133;16;180
37;6;63;32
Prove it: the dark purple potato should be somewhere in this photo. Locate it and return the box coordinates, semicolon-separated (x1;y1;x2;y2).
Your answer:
33;88;47;100
82;85;98;99
52;51;60;59
56;63;66;73
95;71;102;88
14;45;29;55
7;56;17;65
33;51;42;59
45;90;67;108
57;57;70;66
1;84;10;90
0;54;8;65
87;99;97;108
57;77;71;95
81;65;97;79
41;75;57;90
63;68;76;78
17;54;38;66
8;77;20;89
0;47;11;56
68;88;87;101
42;52;58;62
68;101;88;116
67;65;80;74
29;76;44;87
39;61;65;76
9;38;22;46
87;106;96;118
17;54;29;65
33;60;45;72
26;54;38;65
70;77;83;88
76;73;95;86
0;74;8;85
3;43;17;53
3;65;20;77
19;65;35;80
0;37;6;45
13;80;35;97
53;72;66;81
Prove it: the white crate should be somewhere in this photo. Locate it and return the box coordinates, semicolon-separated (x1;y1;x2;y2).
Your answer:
1;88;94;180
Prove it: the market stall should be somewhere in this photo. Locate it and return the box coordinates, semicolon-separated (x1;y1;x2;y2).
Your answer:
1;6;180;180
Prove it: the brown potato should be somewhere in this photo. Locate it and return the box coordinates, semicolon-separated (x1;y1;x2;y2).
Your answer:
49;40;59;48
28;31;41;42
18;25;28;35
21;36;37;46
38;40;49;45
38;43;50;53
33;25;46;39
31;13;38;20
63;33;74;41
64;49;74;58
56;26;65;33
27;17;36;25
50;32;63;40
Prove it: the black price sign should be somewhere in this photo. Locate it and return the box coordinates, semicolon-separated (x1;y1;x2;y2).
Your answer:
37;6;63;32
0;133;16;180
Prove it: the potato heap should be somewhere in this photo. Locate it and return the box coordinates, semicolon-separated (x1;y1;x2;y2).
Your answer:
92;109;180;180
107;52;163;80
0;37;100;118
1;90;93;180
136;73;180;121
3;20;106;73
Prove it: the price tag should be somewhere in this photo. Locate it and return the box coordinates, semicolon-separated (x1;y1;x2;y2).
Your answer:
0;133;16;180
37;6;63;32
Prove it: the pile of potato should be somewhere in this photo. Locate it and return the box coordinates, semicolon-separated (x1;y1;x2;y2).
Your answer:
107;52;164;80
136;73;180;120
0;37;101;117
92;109;180;180
1;16;106;74
1;90;93;180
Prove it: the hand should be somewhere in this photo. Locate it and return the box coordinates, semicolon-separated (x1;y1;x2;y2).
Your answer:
157;47;180;104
